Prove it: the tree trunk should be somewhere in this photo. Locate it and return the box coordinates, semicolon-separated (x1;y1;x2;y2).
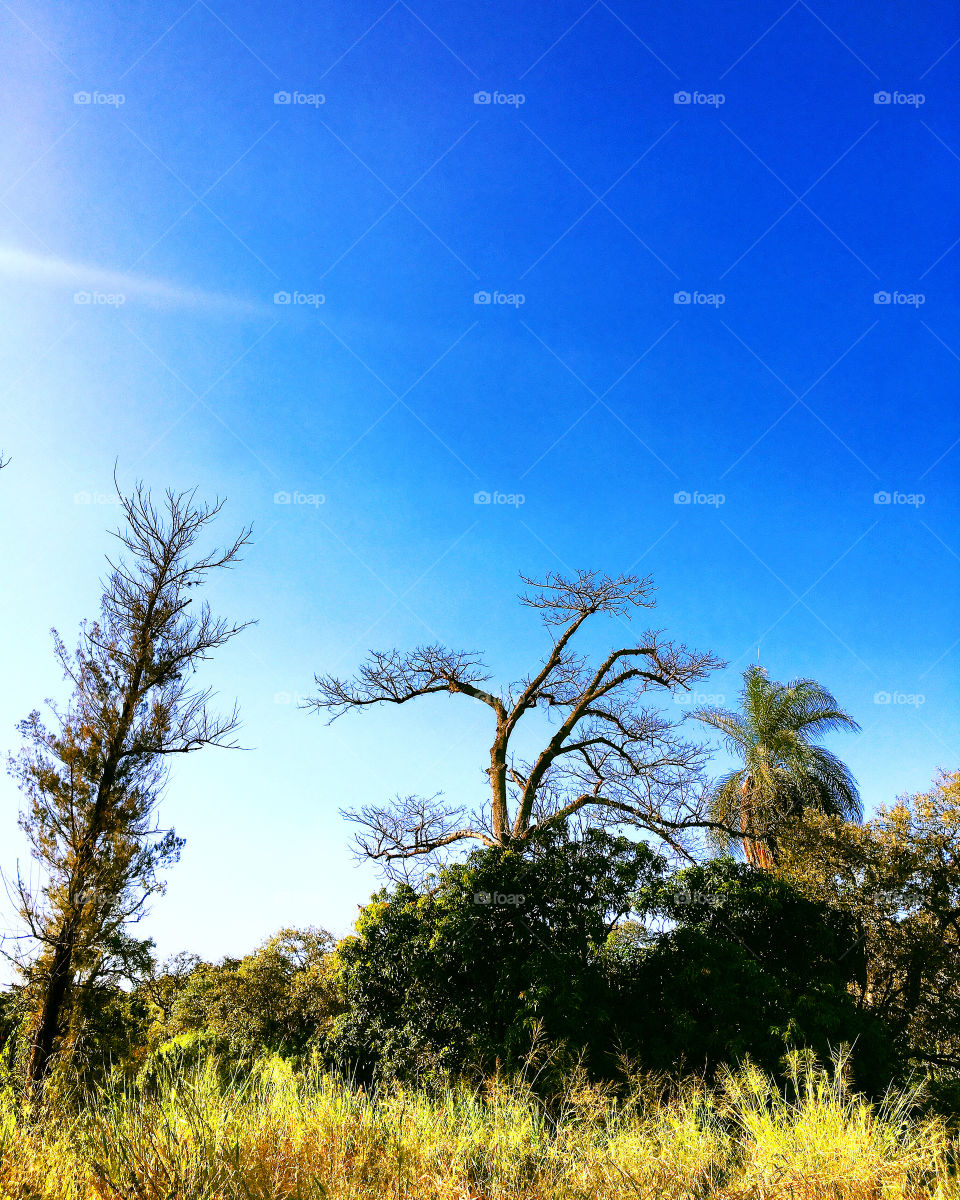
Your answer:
24;626;150;1100
489;722;509;842
24;926;76;1100
740;777;759;866
739;775;776;869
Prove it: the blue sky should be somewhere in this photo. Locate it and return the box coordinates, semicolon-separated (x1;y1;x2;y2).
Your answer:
1;0;958;972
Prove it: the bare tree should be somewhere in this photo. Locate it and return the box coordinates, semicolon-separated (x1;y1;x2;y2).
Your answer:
7;482;252;1099
308;571;729;880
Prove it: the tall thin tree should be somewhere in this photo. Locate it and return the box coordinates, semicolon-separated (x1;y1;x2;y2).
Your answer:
8;483;252;1099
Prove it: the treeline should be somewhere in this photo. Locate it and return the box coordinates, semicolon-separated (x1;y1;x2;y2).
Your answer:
1;479;959;1117
4;774;960;1113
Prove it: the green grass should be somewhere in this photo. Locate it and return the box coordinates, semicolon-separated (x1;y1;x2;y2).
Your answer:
1;1050;956;1199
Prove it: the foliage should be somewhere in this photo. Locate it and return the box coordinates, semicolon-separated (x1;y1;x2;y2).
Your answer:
328;828;664;1084
145;927;343;1063
0;987;26;1083
0;1052;955;1200
777;768;960;1090
327;833;893;1093
692;666;861;867
611;858;897;1094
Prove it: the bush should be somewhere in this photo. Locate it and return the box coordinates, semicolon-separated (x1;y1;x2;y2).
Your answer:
329;843;898;1094
609;859;898;1093
144;927;343;1064
327;828;663;1084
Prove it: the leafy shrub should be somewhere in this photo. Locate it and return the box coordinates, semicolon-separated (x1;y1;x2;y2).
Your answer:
327;828;663;1084
610;858;898;1093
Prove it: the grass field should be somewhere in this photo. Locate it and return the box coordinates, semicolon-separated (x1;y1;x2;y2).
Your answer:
1;1051;956;1199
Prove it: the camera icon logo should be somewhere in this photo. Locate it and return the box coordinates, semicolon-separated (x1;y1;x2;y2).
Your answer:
474;91;491;104
874;690;892;704
274;91;292;104
874;91;891;104
274;291;291;304
674;91;691;104
674;490;691;504
474;490;492;505
873;491;891;505
274;491;292;504
474;291;491;304
473;892;492;905
873;291;891;304
673;291;691;304
74;291;91;304
74;91;91;104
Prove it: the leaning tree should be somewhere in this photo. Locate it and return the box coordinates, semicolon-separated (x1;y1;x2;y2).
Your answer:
308;571;729;879
8;483;252;1100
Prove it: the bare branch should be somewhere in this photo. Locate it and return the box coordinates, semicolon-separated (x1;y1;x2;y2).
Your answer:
519;569;657;624
307;646;498;721
316;569;726;877
342;794;492;884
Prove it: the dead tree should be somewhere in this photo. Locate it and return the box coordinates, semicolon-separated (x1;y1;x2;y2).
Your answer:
308;571;731;879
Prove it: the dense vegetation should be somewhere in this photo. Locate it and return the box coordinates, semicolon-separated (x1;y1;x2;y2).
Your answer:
2;1054;957;1200
2;482;959;1196
4;776;959;1109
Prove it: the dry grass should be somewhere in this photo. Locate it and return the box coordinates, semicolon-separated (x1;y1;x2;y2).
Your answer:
0;1050;956;1199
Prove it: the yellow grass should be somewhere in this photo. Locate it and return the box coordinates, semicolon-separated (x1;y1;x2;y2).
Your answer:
0;1050;956;1199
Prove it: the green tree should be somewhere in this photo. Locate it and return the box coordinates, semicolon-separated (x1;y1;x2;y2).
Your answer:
691;666;861;868
7;483;251;1100
611;858;896;1093
777;769;960;1097
152;928;341;1061
139;951;203;1034
328;828;663;1084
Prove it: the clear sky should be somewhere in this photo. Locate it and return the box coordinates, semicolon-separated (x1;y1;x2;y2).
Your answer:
1;0;958;975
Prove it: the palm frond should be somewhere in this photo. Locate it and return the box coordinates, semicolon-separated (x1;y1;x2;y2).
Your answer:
691;665;861;861
690;707;749;753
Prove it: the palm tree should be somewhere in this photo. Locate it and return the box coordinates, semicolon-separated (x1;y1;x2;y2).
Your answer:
692;666;861;869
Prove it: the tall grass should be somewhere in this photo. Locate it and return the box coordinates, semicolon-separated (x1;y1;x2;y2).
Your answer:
0;1051;956;1199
